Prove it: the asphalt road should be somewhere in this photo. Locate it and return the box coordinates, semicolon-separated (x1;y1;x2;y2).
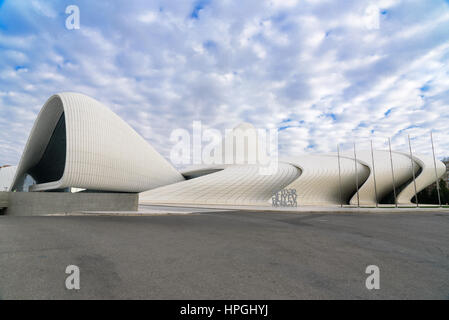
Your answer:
1;211;449;299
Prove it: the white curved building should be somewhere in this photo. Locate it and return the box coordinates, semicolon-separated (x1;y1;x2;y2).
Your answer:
140;163;300;206
11;92;184;193
343;150;419;206
10;92;446;208
396;153;446;205
282;155;369;206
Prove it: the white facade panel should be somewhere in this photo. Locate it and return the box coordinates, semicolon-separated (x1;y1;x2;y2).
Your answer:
11;92;184;192
283;155;370;206
396;153;446;205
140;162;300;206
345;151;419;205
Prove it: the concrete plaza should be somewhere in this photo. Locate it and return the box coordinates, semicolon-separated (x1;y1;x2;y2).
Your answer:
1;208;448;299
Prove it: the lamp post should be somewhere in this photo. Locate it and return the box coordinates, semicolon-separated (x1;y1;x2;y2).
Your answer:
370;140;378;207
430;131;442;207
388;138;398;208
408;134;419;208
353;142;360;208
337;144;343;208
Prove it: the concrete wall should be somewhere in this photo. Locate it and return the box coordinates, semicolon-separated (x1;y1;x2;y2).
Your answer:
4;192;138;216
0;191;8;209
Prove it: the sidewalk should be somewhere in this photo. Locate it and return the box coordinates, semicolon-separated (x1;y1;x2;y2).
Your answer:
138;203;449;214
48;204;449;216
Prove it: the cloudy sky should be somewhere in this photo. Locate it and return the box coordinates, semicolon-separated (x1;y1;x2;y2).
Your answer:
1;0;449;166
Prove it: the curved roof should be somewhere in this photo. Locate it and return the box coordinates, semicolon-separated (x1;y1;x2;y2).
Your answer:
343;150;419;205
140;162;300;206
397;153;446;205
11;92;184;192
283;154;370;206
141;150;446;206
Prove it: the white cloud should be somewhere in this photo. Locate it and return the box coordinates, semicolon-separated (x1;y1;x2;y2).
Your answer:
31;0;57;18
1;0;449;167
138;11;158;23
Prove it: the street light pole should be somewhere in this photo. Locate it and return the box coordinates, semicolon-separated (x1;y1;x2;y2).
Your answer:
388;138;398;208
353;142;360;208
337;144;343;208
370;140;378;207
408;134;419;208
430;131;442;207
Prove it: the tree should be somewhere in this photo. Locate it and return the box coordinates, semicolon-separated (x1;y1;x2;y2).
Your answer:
414;179;449;205
439;179;449;205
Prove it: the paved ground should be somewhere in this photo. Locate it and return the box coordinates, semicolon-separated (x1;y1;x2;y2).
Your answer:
140;203;449;214
55;205;234;216
1;210;449;299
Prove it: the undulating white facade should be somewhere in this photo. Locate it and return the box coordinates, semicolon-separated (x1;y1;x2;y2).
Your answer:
343;150;419;206
396;153;446;205
9;92;446;207
141;125;446;206
140;163;300;206
282;155;370;206
11;92;184;193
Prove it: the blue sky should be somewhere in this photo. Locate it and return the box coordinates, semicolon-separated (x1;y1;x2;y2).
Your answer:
1;0;449;165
